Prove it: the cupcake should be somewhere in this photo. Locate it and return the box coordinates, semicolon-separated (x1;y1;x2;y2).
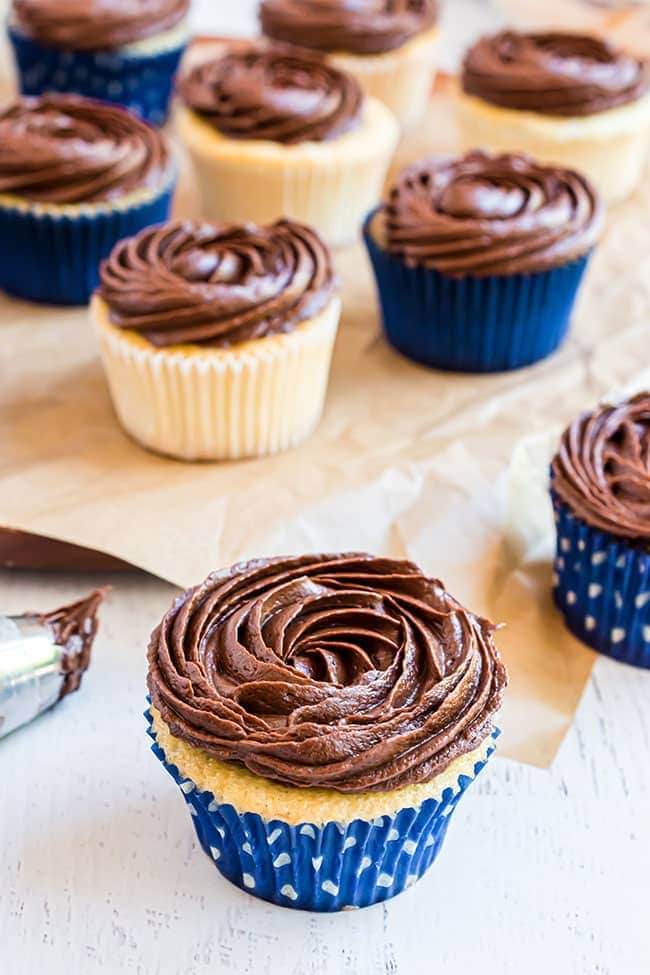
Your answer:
259;0;440;131
551;393;650;668
176;44;399;247
7;0;189;125
146;553;507;911
458;31;650;204
93;218;341;461
363;150;603;373
0;94;175;305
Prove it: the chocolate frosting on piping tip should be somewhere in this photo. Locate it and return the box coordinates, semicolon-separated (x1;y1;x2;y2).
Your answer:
462;31;649;117
552;393;650;549
260;0;438;56
98;218;336;348
12;0;189;51
36;587;108;698
0;94;170;205
381;150;603;277
178;45;363;144
147;554;507;793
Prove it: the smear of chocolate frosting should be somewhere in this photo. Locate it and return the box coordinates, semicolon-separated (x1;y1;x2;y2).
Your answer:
552;393;650;548
0;94;170;205
147;554;507;793
36;588;108;698
178;45;363;144
260;0;438;55
98;218;336;348
462;31;649;116
11;0;189;51
380;150;603;276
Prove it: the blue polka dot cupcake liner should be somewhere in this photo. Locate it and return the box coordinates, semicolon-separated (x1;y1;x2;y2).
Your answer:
8;27;187;126
146;708;499;912
363;210;592;373
0;174;176;305
551;491;650;668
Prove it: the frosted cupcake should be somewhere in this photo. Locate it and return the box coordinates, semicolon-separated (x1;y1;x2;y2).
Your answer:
176;44;399;247
259;0;440;131
551;393;650;668
0;94;175;305
363;150;603;372
146;553;507;911
8;0;190;125
93;218;341;461
458;31;650;204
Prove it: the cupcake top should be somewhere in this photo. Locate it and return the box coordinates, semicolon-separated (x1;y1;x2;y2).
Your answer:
552;393;650;548
259;0;438;56
147;553;507;794
462;31;649;117
378;150;603;277
11;0;189;50
98;218;335;347
0;94;170;205
178;45;363;144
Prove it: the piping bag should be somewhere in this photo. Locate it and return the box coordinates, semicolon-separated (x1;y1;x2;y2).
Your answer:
0;588;108;739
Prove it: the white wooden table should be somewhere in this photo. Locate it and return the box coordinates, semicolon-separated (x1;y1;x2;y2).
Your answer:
2;568;648;975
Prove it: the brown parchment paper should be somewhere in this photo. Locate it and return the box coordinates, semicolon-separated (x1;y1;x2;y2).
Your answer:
2;69;650;768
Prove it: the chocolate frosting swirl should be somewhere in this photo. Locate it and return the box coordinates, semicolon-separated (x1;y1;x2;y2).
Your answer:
178;45;363;144
98;218;335;348
147;554;506;793
36;588;108;698
380;150;603;276
260;0;438;55
462;31;649;116
0;94;170;205
552;393;650;548
12;0;189;51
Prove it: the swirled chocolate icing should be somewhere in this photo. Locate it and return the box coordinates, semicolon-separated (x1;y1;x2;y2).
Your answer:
462;31;649;116
380;150;603;276
260;0;438;55
36;588;108;698
178;45;363;144
0;94;170;204
552;393;650;548
147;554;506;793
11;0;189;51
98;219;335;348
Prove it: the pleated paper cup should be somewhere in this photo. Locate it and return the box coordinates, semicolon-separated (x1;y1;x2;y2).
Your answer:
456;88;650;205
363;210;592;373
92;294;341;462
8;22;188;126
331;27;440;132
146;705;498;912
176;98;399;247
551;490;650;669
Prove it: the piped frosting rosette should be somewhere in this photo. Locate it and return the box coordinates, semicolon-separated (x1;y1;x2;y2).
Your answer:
93;218;341;460
364;150;602;371
0;93;175;304
551;393;650;666
146;553;506;910
8;0;190;124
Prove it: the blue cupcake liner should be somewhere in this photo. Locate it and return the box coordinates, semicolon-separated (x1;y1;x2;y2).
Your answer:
0;176;175;305
146;707;498;912
551;490;650;668
363;210;591;373
8;26;186;126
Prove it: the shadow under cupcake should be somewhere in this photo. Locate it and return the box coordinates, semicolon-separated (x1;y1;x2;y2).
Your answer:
146;553;507;911
364;150;604;373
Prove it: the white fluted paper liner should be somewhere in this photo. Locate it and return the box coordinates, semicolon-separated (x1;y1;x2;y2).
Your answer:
93;295;341;461
456;88;650;205
331;27;439;132
176;98;399;247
